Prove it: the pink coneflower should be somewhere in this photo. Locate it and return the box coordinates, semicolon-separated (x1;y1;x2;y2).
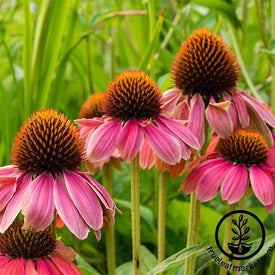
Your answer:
168;28;275;146
0;221;81;274
182;129;275;212
76;70;200;164
79;93;122;172
0;109;116;240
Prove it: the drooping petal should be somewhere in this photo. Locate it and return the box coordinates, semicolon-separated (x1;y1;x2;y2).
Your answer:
25;260;37;275
221;164;248;204
117;119;144;162
36;259;51;274
174;99;190;120
246;105;273;147
182;158;226;194
0;174;32;233
250;166;274;206
241;92;275;127
188;94;205;147
74;117;104;128
160;89;182;115
0;165;20;177
0;258;21;274
196;160;232;202
139;140;154;169
22;173;55;231
267;134;275;167
232;93;249;128
0;176;17;212
53;175;89;240
50;255;82;275
143;123;181;164
156;116;200;150
63;171;103;231
55;241;76;262
87;119;122;162
206;101;233;139
42;258;63;275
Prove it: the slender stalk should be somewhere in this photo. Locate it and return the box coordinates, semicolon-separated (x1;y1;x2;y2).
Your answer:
229;27;262;102
232;195;247;275
219;203;237;275
85;0;94;94
184;193;201;275
271;0;275;110
103;162;116;275
158;171;168;264
131;154;141;275
268;249;275;275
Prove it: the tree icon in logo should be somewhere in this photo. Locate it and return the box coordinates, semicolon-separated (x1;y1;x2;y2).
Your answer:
228;214;252;255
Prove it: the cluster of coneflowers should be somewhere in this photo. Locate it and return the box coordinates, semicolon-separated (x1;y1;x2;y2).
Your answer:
0;28;274;274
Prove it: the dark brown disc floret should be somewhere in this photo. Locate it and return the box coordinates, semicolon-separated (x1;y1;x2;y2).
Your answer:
11;109;84;175
218;129;269;166
171;28;240;104
103;70;162;121
0;221;56;260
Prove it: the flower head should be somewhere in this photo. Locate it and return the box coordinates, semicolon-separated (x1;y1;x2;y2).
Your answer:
76;70;200;164
79;93;105;119
166;29;275;145
0;221;81;274
0;109;116;240
171;28;240;104
182;129;275;211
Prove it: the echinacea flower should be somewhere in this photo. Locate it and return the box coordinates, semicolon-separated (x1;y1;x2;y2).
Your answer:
168;28;275;146
0;221;81;274
79;93;122;172
0;109;116;240
76;70;200;164
182;129;275;212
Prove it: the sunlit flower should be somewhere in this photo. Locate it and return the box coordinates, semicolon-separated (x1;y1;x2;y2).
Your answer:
0;109;116;240
168;28;275;146
0;221;81;274
182;129;275;211
76;70;200;164
79;93;122;172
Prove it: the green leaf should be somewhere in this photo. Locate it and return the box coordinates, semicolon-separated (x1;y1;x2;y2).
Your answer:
147;244;209;275
75;255;101;275
192;0;240;28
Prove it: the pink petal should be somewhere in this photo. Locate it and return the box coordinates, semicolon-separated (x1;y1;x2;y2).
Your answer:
188;94;205;147
63;171;103;231
50;255;81;275
246;104;273;147
221;164;248;204
196;160;232;202
143;123;181;164
74;117;104;128
182;158;226;194
117;119;144;162
174;99;190;120
94;230;101;241
206;101;233;139
0;256;9;269
53;175;89;240
0;258;21;274
241;92;275;127
25;261;37;275
232;93;249;128
0;165;19;176
139;140;154;169
43;258;63;275
87;119;122;162
36;259;51;274
0;176;17;212
0;174;32;233
156;116;200;150
160;89;182;115
55;241;76;262
250;166;274;206
22;173;55;231
267;134;275;167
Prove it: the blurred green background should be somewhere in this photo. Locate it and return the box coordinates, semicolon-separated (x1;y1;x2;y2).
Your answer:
0;0;274;274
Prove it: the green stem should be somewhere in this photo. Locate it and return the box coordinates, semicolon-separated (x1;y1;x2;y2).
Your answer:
184;193;201;275
131;154;141;275
158;171;168;263
229;27;262;102
219;203;237;275
103;163;116;275
51;214;56;236
85;0;94;94
268;248;275;275
232;194;247;275
272;0;275;110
